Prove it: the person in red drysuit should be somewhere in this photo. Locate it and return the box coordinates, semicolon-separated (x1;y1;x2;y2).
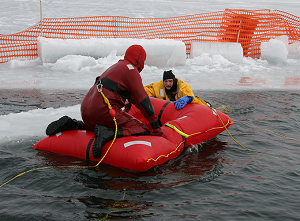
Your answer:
45;45;163;159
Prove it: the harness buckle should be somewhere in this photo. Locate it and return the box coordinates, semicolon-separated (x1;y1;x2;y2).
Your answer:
96;79;103;92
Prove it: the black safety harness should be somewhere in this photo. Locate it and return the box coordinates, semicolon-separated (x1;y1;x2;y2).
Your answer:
95;76;132;112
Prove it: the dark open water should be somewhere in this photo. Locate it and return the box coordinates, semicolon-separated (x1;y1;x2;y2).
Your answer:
0;89;299;221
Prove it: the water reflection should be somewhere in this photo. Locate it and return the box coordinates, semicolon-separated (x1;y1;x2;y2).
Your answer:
77;195;158;220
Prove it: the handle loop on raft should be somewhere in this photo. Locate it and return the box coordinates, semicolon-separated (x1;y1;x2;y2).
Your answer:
165;123;190;138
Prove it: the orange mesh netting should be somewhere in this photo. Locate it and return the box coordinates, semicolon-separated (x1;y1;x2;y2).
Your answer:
1;9;300;63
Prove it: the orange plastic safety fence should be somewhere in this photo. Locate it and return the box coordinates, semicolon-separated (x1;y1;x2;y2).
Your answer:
1;9;300;63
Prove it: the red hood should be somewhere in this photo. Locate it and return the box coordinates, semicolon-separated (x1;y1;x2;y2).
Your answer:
124;45;147;72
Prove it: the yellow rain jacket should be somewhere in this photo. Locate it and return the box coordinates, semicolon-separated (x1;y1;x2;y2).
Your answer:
144;78;208;106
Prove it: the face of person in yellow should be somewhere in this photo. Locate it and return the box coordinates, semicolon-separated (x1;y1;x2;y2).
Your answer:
163;79;174;90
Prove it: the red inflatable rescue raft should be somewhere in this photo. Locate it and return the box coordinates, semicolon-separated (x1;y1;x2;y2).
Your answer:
33;98;232;172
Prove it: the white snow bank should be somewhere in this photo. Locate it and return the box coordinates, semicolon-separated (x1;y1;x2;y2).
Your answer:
189;42;243;63
287;41;300;59
261;38;288;64
37;37;186;67
0;105;81;143
260;35;300;63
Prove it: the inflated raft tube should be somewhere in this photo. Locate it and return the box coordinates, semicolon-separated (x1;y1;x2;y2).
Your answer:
33;97;232;172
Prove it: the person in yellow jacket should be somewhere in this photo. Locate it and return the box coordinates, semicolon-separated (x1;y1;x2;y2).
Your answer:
144;70;210;109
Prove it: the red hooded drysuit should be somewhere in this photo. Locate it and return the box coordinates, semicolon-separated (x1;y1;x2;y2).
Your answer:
81;45;161;136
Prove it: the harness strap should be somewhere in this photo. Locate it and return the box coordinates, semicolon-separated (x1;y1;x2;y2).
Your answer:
96;77;131;99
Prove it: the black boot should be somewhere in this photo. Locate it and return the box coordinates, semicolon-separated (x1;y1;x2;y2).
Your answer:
92;125;123;159
46;116;82;136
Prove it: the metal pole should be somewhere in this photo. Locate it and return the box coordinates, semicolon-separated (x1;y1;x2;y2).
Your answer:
40;0;43;37
237;20;242;43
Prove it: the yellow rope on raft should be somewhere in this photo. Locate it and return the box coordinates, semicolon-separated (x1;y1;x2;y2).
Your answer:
147;99;233;163
149;119;232;163
147;140;185;163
